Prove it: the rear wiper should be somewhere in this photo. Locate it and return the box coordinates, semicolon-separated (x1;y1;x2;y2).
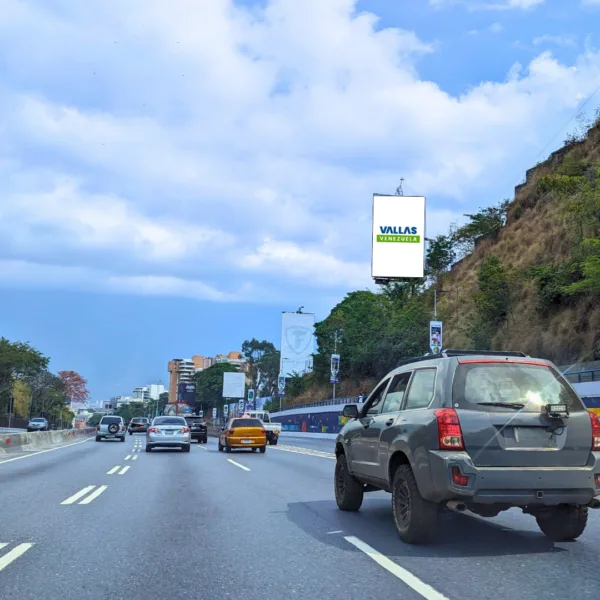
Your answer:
476;402;525;409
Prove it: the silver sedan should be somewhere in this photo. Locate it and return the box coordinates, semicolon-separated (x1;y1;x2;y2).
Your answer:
145;416;191;452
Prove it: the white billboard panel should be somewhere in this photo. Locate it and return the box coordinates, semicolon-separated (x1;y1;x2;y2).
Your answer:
372;195;426;279
222;372;245;399
280;312;315;377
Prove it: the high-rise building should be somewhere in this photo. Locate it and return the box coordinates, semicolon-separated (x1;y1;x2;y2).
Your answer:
168;352;247;400
132;387;151;402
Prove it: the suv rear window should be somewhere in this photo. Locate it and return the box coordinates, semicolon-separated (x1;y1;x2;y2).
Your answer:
101;417;122;424
452;362;584;413
131;418;148;424
232;419;262;427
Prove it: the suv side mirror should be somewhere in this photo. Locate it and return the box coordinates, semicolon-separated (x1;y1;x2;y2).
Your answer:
343;405;359;419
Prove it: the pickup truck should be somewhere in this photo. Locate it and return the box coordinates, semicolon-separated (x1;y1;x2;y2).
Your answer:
246;410;281;445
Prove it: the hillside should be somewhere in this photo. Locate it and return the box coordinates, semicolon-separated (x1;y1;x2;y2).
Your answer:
438;119;600;365
271;116;600;408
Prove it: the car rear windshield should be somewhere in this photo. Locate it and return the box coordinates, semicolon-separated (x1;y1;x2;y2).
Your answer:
101;417;122;424
31;418;45;422
185;417;204;423
131;418;148;423
452;362;584;412
232;419;262;428
153;417;186;425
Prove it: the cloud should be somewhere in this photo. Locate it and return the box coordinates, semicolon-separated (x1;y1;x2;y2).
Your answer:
1;0;600;304
533;34;578;47
431;0;544;10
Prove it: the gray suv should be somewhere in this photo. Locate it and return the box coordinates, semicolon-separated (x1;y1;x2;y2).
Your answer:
335;350;600;544
96;416;126;442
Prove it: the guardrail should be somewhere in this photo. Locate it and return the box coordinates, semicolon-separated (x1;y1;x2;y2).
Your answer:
0;427;96;455
564;369;600;384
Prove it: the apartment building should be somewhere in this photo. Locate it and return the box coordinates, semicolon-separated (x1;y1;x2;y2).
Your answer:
168;352;247;400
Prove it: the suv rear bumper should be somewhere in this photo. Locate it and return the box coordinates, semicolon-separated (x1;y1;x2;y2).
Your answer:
425;450;600;506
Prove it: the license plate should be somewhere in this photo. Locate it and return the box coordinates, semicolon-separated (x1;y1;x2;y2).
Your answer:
241;439;252;444
166;431;174;435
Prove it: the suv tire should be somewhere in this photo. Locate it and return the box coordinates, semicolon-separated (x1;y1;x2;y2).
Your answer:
334;453;364;512
536;505;588;541
95;436;101;442
392;464;438;544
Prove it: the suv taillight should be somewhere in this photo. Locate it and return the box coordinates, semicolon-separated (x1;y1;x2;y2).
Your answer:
434;408;464;450
589;411;600;451
96;425;100;431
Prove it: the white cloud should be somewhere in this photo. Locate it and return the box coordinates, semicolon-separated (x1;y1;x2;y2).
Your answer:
0;0;599;304
431;0;544;9
533;34;578;47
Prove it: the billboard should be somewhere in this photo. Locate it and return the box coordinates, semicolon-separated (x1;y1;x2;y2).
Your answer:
177;383;196;407
223;372;245;398
280;311;315;377
372;194;426;280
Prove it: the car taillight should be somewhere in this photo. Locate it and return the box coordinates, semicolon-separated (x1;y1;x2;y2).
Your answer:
181;427;190;433
451;467;469;486
589;411;600;451
227;429;235;435
434;408;464;450
148;427;159;433
260;428;266;435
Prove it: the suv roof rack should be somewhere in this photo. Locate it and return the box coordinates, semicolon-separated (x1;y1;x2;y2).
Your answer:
395;349;528;368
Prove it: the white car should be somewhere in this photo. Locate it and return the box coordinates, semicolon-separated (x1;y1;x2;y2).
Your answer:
146;416;191;452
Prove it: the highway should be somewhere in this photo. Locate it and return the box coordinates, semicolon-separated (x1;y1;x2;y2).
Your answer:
1;434;600;600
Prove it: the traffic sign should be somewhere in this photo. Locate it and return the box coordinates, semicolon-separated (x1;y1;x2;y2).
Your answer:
212;407;217;419
238;399;244;412
223;404;229;417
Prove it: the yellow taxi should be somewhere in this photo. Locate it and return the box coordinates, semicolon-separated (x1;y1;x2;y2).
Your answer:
218;415;267;453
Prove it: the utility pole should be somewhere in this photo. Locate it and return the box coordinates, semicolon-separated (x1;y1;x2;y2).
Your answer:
332;329;342;401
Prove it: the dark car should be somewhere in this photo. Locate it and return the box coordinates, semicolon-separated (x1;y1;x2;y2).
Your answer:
334;349;600;545
184;416;208;443
128;417;150;434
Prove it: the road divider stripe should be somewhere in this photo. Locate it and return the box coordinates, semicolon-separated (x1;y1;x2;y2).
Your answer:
132;455;138;461
0;437;93;466
107;465;121;475
61;485;96;505
125;455;132;460
344;536;450;600
79;485;108;504
0;543;34;573
227;459;251;472
118;466;130;475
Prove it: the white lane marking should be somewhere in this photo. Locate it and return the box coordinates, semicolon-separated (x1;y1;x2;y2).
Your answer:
79;485;108;505
0;543;34;572
270;444;335;460
107;465;121;475
125;455;132;460
227;459;251;472
0;543;7;551
327;530;343;535
0;437;93;466
118;466;130;475
61;485;96;505
345;536;451;600
197;445;207;451
132;455;138;461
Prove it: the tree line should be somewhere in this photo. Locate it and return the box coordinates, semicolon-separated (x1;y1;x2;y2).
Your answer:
0;337;90;426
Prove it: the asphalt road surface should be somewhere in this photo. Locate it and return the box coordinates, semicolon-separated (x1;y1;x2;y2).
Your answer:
1;435;600;600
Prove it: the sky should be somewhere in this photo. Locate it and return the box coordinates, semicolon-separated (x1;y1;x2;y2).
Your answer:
1;0;600;402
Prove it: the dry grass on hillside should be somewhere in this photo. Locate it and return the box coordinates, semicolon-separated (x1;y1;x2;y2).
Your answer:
438;123;600;364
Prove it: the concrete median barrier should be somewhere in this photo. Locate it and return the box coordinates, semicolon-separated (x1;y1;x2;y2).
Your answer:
0;427;96;455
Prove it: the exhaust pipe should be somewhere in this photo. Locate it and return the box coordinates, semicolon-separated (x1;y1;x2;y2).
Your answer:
447;501;467;512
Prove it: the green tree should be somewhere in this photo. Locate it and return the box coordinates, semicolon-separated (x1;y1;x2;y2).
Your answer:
425;234;456;279
87;413;103;427
116;401;146;423
0;338;49;415
241;339;278;394
469;256;511;349
194;363;240;413
453;199;510;255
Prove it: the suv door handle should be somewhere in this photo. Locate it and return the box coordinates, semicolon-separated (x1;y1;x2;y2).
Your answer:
385;418;394;426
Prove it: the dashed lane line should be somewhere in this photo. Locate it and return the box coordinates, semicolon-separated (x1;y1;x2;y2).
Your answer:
270;444;335;460
79;485;109;505
61;486;96;505
125;455;132;460
107;465;121;475
344;536;451;600
118;466;130;475
227;459;251;472
132;455;138;461
0;543;35;573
